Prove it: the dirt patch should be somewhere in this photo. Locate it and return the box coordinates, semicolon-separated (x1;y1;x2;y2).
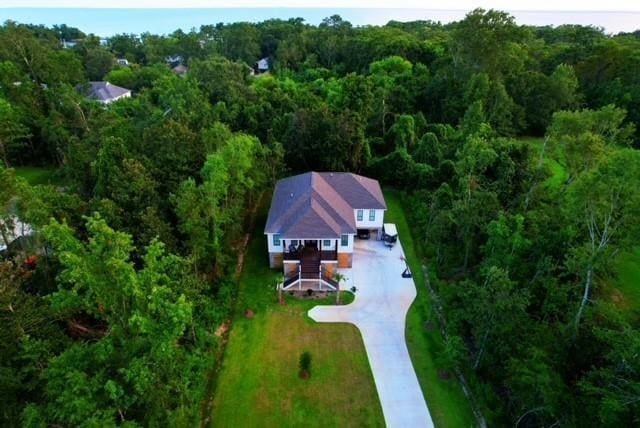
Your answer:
214;320;230;338
244;309;255;319
289;290;332;299
609;288;626;305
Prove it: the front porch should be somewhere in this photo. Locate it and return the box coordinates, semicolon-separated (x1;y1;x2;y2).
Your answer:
280;239;341;291
282;239;338;262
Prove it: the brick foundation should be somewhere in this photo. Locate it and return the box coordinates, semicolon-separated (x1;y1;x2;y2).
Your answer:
337;252;352;268
269;253;283;268
323;263;335;278
284;262;298;276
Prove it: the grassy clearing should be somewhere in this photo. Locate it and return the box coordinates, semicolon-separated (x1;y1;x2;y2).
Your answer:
519;137;567;190
384;190;475;428
606;246;640;320
13;166;62;186
519;139;639;321
210;210;383;428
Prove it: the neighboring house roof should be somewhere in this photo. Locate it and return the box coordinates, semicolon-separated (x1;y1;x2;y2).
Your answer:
83;81;130;102
265;172;386;239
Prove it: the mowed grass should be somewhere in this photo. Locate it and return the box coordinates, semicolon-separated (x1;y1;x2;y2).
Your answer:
384;190;475;428
210;210;383;428
13;166;62;186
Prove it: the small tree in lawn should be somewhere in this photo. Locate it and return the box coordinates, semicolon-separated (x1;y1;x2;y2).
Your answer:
333;272;346;304
299;351;312;379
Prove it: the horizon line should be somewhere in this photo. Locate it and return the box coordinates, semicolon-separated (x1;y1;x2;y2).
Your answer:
0;5;640;14
2;6;640;13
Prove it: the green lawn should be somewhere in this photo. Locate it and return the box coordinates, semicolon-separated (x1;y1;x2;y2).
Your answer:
13;166;62;186
384;190;476;428
210;210;383;427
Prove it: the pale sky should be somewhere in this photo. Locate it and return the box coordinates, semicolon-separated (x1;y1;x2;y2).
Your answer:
2;0;640;11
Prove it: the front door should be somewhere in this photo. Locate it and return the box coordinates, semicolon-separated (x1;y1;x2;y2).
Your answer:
304;240;318;248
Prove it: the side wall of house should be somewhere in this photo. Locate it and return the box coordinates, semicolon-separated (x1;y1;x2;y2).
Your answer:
337;234;354;267
269;252;283;269
354;209;385;239
266;233;283;253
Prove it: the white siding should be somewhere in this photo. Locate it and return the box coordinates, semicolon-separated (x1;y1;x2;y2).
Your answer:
337;234;354;253
354;209;385;229
266;235;351;253
320;239;338;251
266;233;283;253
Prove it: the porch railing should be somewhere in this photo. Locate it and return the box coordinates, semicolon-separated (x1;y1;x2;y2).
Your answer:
282;249;337;261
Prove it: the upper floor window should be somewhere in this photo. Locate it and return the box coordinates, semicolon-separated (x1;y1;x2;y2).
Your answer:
273;234;281;246
369;209;375;221
357;209;363;221
340;234;349;247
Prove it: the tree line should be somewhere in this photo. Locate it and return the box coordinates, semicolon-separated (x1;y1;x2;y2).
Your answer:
1;8;639;426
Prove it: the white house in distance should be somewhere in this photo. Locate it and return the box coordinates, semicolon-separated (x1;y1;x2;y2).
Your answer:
82;82;131;104
0;216;33;254
264;172;386;290
254;57;270;74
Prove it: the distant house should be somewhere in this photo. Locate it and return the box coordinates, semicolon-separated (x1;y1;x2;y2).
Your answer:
165;54;184;68
265;172;386;290
116;58;130;66
81;81;131;104
254;57;270;74
172;64;188;77
0;216;33;255
61;39;80;49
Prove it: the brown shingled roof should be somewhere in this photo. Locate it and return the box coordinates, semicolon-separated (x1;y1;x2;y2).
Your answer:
264;172;386;239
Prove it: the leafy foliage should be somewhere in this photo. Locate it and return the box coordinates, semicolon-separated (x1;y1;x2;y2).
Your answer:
1;9;640;427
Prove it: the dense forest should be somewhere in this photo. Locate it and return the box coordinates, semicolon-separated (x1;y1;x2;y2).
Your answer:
1;9;639;426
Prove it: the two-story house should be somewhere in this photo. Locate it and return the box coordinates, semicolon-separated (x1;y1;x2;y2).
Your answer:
264;172;386;290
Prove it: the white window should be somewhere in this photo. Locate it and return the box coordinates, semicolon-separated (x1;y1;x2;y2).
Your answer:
323;239;332;247
273;234;281;246
340;235;348;246
369;209;375;221
357;209;363;221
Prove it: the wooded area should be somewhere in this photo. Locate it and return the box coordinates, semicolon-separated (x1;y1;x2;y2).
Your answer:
1;9;639;426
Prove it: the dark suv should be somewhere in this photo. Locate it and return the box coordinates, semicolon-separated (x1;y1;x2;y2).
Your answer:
357;229;370;239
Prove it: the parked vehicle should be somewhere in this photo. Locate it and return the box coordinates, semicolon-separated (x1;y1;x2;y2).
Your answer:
382;223;398;248
357;228;371;239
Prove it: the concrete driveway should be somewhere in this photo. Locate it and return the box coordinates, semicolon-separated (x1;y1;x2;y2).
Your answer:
308;239;434;428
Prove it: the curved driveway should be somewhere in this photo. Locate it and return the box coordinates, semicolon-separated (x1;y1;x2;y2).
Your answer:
308;239;434;428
